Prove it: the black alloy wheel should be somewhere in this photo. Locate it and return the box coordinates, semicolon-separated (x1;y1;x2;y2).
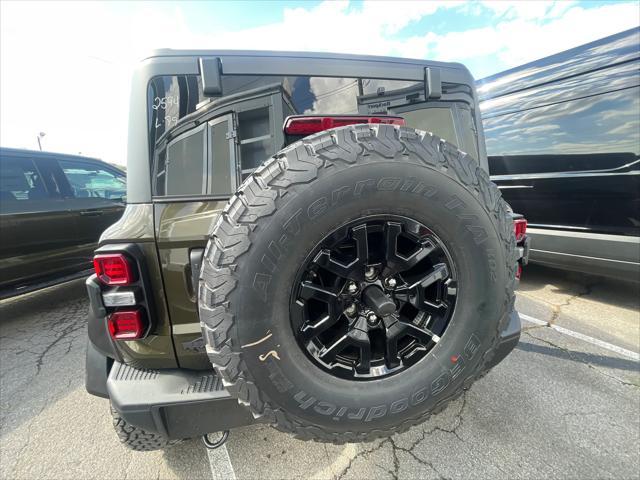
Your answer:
290;215;457;380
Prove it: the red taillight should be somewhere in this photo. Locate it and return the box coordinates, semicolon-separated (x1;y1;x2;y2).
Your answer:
93;253;134;285
514;218;527;242
283;115;405;136
107;310;146;340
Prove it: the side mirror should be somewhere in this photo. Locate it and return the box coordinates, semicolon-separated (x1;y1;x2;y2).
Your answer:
199;57;223;97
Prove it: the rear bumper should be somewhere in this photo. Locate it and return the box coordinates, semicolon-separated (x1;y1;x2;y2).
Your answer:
86;308;521;440
106;361;257;440
85;339;111;398
486;309;521;370
85;273;257;440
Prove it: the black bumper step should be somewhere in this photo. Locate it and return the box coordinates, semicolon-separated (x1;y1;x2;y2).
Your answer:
486;309;521;370
107;362;256;440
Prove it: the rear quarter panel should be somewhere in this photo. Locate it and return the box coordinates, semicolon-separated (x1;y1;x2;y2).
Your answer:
154;200;226;369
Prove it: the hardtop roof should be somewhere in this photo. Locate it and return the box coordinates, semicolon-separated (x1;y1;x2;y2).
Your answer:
125;46;485;203
143;48;467;72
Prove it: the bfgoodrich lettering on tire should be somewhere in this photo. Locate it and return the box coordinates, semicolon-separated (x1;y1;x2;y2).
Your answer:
199;124;516;442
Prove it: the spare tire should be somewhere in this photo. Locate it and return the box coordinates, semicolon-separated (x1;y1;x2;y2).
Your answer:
199;124;516;443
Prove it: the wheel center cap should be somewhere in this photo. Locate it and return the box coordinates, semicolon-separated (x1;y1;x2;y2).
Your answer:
362;285;396;317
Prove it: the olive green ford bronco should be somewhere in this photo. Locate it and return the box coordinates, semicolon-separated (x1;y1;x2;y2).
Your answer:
85;50;529;451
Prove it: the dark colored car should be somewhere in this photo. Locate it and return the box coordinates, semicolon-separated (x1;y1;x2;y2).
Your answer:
84;49;528;451
479;27;640;281
0;148;126;297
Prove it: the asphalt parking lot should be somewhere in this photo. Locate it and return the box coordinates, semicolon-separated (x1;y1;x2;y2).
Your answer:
1;265;638;480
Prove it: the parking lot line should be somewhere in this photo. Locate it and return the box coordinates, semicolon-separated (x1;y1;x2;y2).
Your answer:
520;313;640;361
519;313;548;326
206;444;237;480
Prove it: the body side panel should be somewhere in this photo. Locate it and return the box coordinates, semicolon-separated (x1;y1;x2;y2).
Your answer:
528;228;640;281
482;36;640;242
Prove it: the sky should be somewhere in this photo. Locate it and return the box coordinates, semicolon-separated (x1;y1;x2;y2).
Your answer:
1;0;638;166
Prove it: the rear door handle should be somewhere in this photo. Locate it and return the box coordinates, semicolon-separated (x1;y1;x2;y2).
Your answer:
79;210;103;217
188;248;205;300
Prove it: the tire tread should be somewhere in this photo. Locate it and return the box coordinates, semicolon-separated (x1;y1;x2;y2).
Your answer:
110;406;178;451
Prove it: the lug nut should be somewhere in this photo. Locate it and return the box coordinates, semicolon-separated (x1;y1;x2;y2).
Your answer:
367;313;379;326
385;277;397;289
345;303;357;316
347;282;358;294
365;266;377;281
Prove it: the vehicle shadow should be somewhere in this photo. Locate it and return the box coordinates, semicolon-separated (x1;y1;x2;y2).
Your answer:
517;263;640;311
162;439;214;479
516;339;639;374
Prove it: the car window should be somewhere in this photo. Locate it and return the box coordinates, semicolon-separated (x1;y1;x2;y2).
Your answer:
238;106;272;180
58;160;126;201
164;125;207;196
399;107;459;148
154;149;168;196
0;156;48;202
154;117;235;198
209;117;234;195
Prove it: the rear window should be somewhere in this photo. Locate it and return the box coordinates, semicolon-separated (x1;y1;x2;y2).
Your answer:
149;75;477;197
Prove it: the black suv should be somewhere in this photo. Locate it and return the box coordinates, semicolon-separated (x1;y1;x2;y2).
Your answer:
479;27;639;281
85;50;528;450
0;148;125;298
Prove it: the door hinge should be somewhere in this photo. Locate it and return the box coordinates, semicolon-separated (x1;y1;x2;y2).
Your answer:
226;130;237;140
